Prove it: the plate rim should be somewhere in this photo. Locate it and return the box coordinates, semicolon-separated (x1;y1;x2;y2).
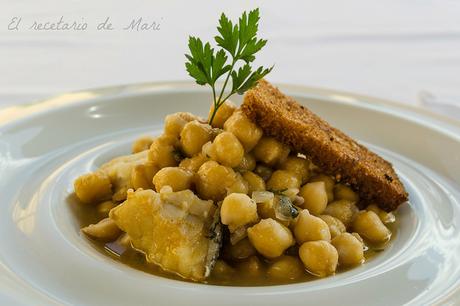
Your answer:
1;81;459;305
0;80;459;131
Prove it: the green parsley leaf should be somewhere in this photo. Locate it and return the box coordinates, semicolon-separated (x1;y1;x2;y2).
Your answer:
185;8;273;125
236;65;273;94
215;13;238;56
238;9;260;47
211;49;231;84
230;63;250;92
239;38;267;63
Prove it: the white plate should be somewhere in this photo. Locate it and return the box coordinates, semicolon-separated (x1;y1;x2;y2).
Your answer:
1;82;459;306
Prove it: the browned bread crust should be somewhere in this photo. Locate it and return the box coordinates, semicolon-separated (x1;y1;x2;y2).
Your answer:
241;79;408;212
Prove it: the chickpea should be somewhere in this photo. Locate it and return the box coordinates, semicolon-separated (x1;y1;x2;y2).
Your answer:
221;193;258;229
196;161;237;201
97;201;117;217
367;204;396;224
299;181;328;215
294;210;331;243
148;135;179;168
228;238;257;260
201;141;218;160
164;112;197;138
247;218;295;258
224;111;263;151
74;171;112;204
267;256;304;281
310;174;335;202
212;260;235;279
324;199;359;228
131;163;158;190
236;256;264;277
353;211;391;243
236;153;256;172
319;215;346;238
152;167;194;192
253;137;290;166
279;156;310;183
179;153;209;173
334;184;359;202
267;170;301;192
299;241;338;277
208;100;237;128
81;218;121;241
331;233;364;266
254;164;273;181
252;191;274;203
243;171;266;194
227;173;249;195
180;121;212;157
132;135;154;153
213;131;245;167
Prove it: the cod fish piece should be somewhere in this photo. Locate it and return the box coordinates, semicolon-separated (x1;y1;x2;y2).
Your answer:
109;187;222;281
100;150;148;201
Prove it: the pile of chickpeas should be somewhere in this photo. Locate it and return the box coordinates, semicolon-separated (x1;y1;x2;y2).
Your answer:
75;101;397;284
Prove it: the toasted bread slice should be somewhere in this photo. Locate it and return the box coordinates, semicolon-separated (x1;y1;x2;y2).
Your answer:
241;79;408;212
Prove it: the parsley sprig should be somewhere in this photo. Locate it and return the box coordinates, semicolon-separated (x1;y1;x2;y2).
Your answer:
185;8;273;125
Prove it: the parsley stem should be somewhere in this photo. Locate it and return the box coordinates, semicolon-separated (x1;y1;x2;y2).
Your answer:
216;58;236;103
220;90;236;105
208;82;218;124
208;103;218;126
211;85;217;108
209;57;237;125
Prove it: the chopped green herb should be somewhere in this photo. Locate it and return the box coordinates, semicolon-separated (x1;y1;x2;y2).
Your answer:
274;195;299;221
172;149;185;162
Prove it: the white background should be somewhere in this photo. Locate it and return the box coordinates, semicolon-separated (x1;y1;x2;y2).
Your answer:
1;0;459;119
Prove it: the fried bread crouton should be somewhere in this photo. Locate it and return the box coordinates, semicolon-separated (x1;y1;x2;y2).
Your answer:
241;79;408;212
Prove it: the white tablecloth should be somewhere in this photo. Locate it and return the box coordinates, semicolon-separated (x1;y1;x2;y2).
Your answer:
1;0;459;119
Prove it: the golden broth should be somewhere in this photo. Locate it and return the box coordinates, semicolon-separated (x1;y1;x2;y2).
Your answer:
69;194;397;286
